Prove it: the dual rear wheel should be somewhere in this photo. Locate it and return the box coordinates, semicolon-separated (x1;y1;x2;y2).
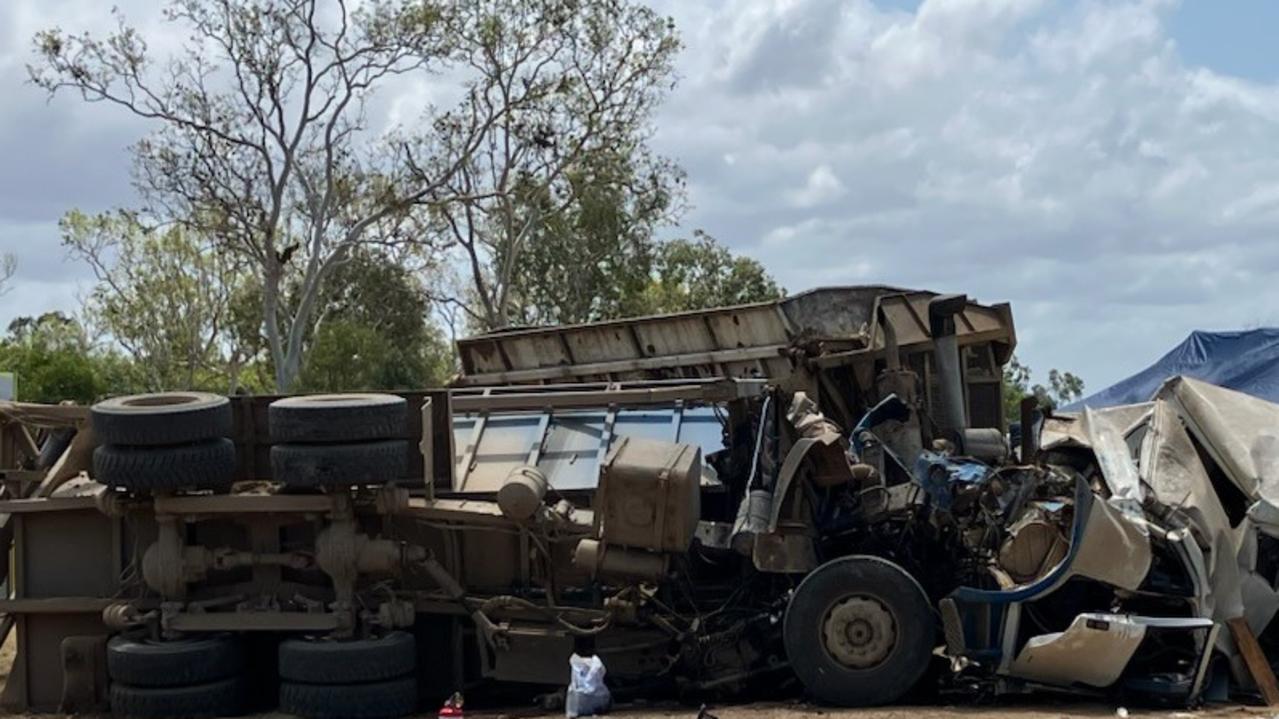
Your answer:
269;394;409;488
278;632;419;719
107;632;418;719
107;635;246;718
91;393;235;492
90;391;412;490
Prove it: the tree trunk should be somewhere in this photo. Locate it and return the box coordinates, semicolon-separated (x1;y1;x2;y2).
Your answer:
262;259;290;392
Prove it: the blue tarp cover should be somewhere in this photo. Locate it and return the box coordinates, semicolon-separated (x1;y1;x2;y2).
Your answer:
1075;328;1279;409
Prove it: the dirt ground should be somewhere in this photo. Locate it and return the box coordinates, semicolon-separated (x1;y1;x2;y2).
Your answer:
0;634;1272;719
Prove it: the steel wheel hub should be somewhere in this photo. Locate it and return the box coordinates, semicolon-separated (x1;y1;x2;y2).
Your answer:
822;596;896;669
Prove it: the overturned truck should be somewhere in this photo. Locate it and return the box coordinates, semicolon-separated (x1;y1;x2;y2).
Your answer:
0;286;1269;716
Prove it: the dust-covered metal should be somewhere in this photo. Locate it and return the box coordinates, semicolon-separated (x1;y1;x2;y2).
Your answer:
10;287;1279;715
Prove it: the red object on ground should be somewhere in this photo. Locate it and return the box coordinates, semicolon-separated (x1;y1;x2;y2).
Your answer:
439;692;465;719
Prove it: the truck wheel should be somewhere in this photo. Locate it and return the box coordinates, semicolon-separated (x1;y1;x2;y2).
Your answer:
279;632;416;684
92;393;231;446
269;394;406;443
270;441;408;488
94;440;237;492
107;634;244;687
110;676;246;718
279;677;418;719
783;555;934;707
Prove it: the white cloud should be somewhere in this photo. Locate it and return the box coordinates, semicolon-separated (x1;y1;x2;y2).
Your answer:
649;0;1279;390
786;165;845;208
6;0;1279;394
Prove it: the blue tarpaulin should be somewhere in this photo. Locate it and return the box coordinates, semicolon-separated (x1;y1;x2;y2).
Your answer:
1073;328;1279;409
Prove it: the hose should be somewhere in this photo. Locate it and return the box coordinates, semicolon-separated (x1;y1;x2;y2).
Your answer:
477;595;614;636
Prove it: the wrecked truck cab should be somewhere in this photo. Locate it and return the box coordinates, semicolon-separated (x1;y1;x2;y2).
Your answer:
940;475;1216;701
937;374;1279;705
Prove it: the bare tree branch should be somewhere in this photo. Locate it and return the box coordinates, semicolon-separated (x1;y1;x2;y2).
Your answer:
418;0;682;330
0;253;16;298
31;0;454;390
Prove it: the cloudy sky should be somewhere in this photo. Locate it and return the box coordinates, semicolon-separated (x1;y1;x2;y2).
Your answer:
3;0;1279;394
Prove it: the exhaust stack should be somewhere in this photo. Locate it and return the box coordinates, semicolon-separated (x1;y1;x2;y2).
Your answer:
928;294;969;441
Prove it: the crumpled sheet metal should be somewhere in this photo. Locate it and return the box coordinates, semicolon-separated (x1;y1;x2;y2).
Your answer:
1235;530;1279;633
784;392;854;490
1084;406;1145;509
1138;399;1242;622
786;391;844;440
1010;613;1147;687
1149;377;1279;635
1070;491;1152;592
913;451;991;510
1041;403;1153;452
1155;376;1279;503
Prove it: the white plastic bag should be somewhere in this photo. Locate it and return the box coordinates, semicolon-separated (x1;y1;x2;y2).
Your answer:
565;653;611;718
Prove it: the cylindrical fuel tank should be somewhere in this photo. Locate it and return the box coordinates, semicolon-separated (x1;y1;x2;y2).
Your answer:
573;539;668;582
497;465;548;520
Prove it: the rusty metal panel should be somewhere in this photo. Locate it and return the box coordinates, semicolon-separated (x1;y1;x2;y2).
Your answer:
776;285;891;338
6;613;107;713
458;531;522;591
454;286;1015;387
16;510;119;600
875;293;1011;351
457;294;803;385
560;325;638;365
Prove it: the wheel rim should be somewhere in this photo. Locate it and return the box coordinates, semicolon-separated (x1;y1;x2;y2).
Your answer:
121;394;203;408
821;596;897;669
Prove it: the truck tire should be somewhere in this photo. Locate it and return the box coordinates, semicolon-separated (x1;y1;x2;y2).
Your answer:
107;634;245;687
94;440;237;492
110;676;246;718
269;394;406;444
279;677;418;719
783;555;935;707
271;441;408;488
279;632;416;684
92;393;232;446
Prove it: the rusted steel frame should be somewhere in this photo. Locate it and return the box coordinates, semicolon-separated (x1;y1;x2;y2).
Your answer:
0;402;90;428
811;327;1013;369
153;493;334;515
0;598;124;613
456;345;787;386
166;611;341;632
450;380;763;412
0;496;99;514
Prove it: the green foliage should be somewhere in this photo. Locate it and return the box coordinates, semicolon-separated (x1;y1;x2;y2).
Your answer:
293;251;453;392
31;0;459;391
429;0;685;330
502;148;781;325
296;321;397;392
32;0;689;387
0;313;140;404
1003;355;1086;417
61;210;248;392
502;149;679;325
36;0;776;387
638;232;784;314
60;213;450;395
